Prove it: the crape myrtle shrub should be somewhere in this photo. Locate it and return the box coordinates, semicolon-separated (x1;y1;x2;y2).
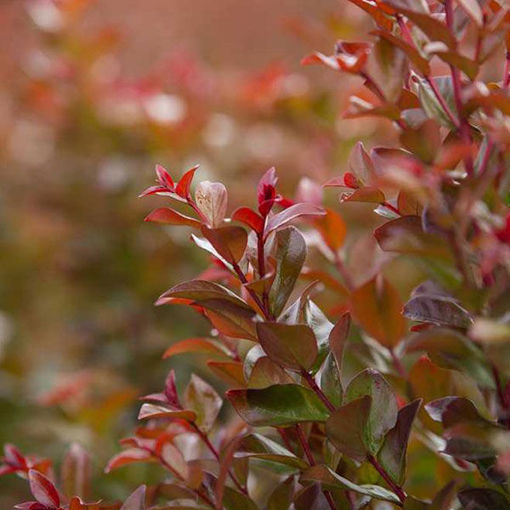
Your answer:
6;0;510;509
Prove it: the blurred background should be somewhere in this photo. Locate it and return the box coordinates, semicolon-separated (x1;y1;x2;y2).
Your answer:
0;0;400;505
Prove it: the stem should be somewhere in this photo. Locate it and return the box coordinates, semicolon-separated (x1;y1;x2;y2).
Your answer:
301;369;336;412
150;448;217;508
190;423;248;495
368;454;406;505
333;252;354;291
232;261;272;320
381;201;401;216
504;51;510;89
444;0;474;175
360;71;407;130
390;349;407;379
424;76;460;129
295;425;338;510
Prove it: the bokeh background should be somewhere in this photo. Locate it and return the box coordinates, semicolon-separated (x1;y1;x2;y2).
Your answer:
0;0;400;505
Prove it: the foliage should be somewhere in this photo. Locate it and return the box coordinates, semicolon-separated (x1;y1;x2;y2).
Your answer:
6;0;510;509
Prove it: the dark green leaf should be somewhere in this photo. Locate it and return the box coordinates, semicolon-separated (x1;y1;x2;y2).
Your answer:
344;369;399;454
227;384;329;427
326;396;372;461
403;295;473;328
300;465;401;504
378;399;421;484
269;226;306;317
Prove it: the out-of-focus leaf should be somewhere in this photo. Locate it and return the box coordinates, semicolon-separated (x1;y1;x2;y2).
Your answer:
222;485;260;510
425;397;497;428
350;275;406;348
206;360;246;386
269;226;306;317
267;477;295;510
227;384;329;427
184;374;222;432
398;8;456;49
430;480;459;510
374;215;451;258
326;396;372;461
163;337;230;359
300;464;401;504
345;369;399;454
28;469;60;508
137;403;197;421
458;488;510;509
346;0;394;31
195;181;227;228
457;0;483;26
105;449;153;473
144;208;201;228
372;29;430;75
415;75;456;128
341;186;385;203
120;485;146;510
313;207;346;252
256;322;318;371
403;295;473;328
400;118;441;164
61;443;91;499
378;399;421;484
264;203;325;238
201;226;247;265
405;328;493;388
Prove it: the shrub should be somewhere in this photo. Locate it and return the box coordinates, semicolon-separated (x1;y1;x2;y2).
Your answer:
5;0;510;508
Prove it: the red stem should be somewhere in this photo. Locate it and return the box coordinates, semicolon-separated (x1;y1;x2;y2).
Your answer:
368;454;406;505
149;447;217;508
190;423;248;495
301;370;336;412
295;425;338;510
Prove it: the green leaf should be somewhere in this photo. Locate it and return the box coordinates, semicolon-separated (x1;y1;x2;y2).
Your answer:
267;477;295;510
350;276;406;348
328;313;351;373
405;328;493;388
183;374;222;432
300;464;401;504
256;322;318;371
458;488;510;510
344;369;399;455
222;486;260;510
319;353;343;407
239;433;308;470
269;227;306;317
378;399;421;484
415;75;456;128
326;396;372;461
227;384;329;427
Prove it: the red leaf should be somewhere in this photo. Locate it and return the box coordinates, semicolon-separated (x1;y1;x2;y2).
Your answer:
264;203;325;237
155;164;174;189
138;185;169;198
175;165;200;198
28;469;60;508
4;444;26;468
104;449;152;473
232;207;265;233
144;208;201;228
